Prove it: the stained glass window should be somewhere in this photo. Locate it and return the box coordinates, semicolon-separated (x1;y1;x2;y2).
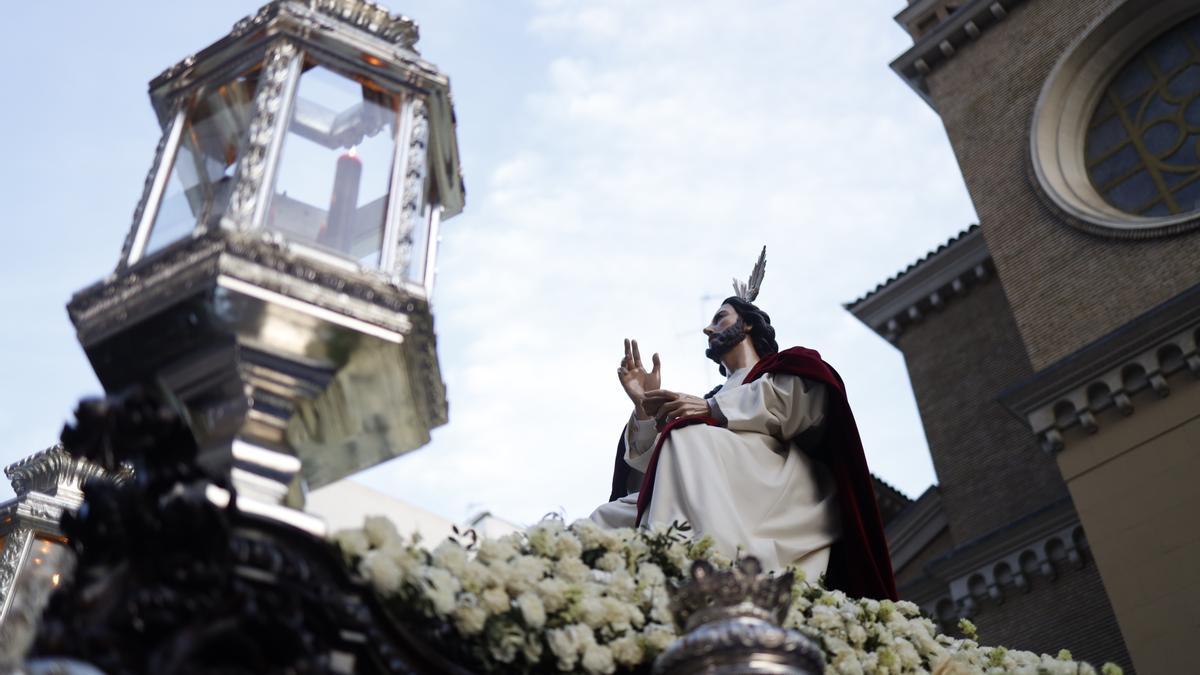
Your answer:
1085;14;1200;217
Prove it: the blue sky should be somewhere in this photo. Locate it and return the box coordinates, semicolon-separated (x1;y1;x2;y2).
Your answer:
0;1;977;525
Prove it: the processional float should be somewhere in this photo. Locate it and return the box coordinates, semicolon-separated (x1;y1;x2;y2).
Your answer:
0;2;824;673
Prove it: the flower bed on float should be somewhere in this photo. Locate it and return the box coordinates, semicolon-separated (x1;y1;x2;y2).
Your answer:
333;517;1123;675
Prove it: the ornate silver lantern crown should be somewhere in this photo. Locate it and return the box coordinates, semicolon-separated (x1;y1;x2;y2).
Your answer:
67;0;466;534
655;558;825;675
669;558;793;631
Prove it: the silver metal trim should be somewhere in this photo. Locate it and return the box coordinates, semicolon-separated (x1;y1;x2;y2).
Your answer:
126;107;188;266
0;528;34;625
217;274;406;343
380;94;414;273
250;43;304;232
423;204;442;297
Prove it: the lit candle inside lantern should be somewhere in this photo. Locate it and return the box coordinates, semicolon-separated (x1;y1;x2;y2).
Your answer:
320;146;362;254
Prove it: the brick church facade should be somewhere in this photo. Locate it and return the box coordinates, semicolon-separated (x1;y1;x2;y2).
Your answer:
851;1;1200;673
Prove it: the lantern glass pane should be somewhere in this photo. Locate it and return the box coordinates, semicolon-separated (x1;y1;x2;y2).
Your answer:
266;63;402;269
3;535;75;624
143;73;259;257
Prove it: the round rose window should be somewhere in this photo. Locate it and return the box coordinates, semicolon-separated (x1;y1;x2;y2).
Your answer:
1084;14;1200;217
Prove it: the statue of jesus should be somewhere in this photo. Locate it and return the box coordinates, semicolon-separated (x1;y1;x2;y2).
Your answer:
589;250;897;600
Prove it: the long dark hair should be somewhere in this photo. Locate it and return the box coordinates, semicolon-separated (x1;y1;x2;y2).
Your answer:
710;296;779;377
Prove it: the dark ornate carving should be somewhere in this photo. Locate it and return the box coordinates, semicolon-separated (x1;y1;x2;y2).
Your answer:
31;390;468;674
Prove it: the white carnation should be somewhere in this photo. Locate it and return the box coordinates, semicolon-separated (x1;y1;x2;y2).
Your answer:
578;596;607;629
636;562;666;588
608;634;644;667
548;623;595;671
535;577;569;613
421;566;461;616
581;643;616;674
607;569;637;602
649;587;673;624
642;623;677;653
571;519;607;551
359;550;403;594
432;540;468;576
522;634;544;663
555;557;590;583
477;537;518;564
602;596;633;632
527;521;562;558
516;592;546;629
596;551;624;572
847;623;868;647
453;603;488;636
831;649;865;675
487;622;524;664
459;559;498;594
362;515;402;549
333;528;370;558
504;555;549;595
481;587;510;614
666;541;689;572
555;531;583;559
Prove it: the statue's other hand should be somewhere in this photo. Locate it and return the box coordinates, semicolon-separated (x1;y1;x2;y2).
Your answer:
641;389;677;418
650;391;709;429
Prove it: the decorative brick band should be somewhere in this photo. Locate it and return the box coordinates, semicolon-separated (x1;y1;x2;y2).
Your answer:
1001;283;1200;453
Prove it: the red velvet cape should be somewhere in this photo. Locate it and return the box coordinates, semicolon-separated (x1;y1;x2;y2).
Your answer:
628;347;898;601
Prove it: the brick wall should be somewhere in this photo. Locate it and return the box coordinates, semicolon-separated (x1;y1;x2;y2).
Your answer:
924;0;1200;370
897;277;1067;543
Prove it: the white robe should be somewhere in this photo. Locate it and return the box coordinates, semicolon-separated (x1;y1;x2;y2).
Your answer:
589;366;840;579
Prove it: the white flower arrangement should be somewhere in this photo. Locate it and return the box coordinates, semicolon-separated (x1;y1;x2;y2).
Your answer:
334;517;1123;675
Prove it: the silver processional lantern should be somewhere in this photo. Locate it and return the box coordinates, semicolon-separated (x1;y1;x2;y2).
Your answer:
66;0;464;533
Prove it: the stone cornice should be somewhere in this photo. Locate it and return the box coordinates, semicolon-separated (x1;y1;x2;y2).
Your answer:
1000;281;1200;453
846;226;992;343
890;0;1028;107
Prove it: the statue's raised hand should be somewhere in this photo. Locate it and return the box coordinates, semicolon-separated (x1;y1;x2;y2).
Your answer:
617;338;661;419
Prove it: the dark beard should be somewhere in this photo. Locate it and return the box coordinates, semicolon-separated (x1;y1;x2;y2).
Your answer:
705;318;748;364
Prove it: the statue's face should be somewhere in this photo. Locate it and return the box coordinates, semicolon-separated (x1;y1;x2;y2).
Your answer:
703;303;749;359
703;303;739;339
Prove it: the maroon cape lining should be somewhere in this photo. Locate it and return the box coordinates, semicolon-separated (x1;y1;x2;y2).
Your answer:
630;347;897;601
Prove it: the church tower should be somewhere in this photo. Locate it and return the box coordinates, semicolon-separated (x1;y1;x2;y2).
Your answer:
852;1;1200;672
